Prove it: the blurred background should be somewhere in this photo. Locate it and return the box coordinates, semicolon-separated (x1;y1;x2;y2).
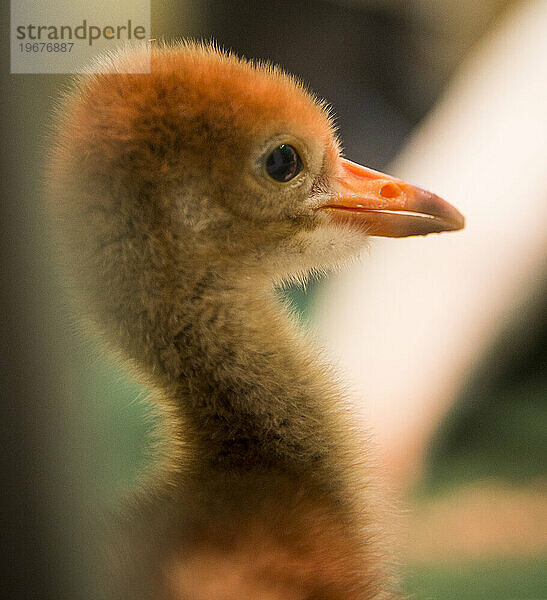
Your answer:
2;0;545;598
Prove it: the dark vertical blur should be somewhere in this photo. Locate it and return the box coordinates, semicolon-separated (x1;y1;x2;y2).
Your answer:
0;26;106;600
1;36;88;600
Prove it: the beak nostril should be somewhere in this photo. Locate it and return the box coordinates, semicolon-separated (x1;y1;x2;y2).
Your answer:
379;183;399;199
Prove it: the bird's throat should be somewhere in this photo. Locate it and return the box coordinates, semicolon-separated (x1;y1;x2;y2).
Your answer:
164;273;342;476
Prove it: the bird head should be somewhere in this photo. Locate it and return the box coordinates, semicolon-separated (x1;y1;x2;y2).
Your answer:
50;42;464;291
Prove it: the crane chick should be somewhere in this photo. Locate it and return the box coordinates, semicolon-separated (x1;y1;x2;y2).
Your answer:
47;42;464;600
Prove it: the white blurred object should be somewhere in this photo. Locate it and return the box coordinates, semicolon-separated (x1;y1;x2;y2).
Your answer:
314;0;547;486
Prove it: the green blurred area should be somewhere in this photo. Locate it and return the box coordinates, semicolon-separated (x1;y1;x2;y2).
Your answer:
422;276;546;497
404;556;547;600
74;346;152;505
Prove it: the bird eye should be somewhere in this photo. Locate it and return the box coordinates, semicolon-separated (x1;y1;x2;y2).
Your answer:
265;144;302;182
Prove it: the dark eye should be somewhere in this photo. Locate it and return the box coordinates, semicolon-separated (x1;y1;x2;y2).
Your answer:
265;144;302;182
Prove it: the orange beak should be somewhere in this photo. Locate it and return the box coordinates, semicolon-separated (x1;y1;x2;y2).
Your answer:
320;158;465;237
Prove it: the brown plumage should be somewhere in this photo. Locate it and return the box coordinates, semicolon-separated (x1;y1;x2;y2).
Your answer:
47;42;463;600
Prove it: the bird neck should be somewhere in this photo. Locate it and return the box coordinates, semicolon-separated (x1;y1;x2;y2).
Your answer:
160;265;343;475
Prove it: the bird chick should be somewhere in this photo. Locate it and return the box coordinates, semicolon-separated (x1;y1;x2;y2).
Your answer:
47;42;464;600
